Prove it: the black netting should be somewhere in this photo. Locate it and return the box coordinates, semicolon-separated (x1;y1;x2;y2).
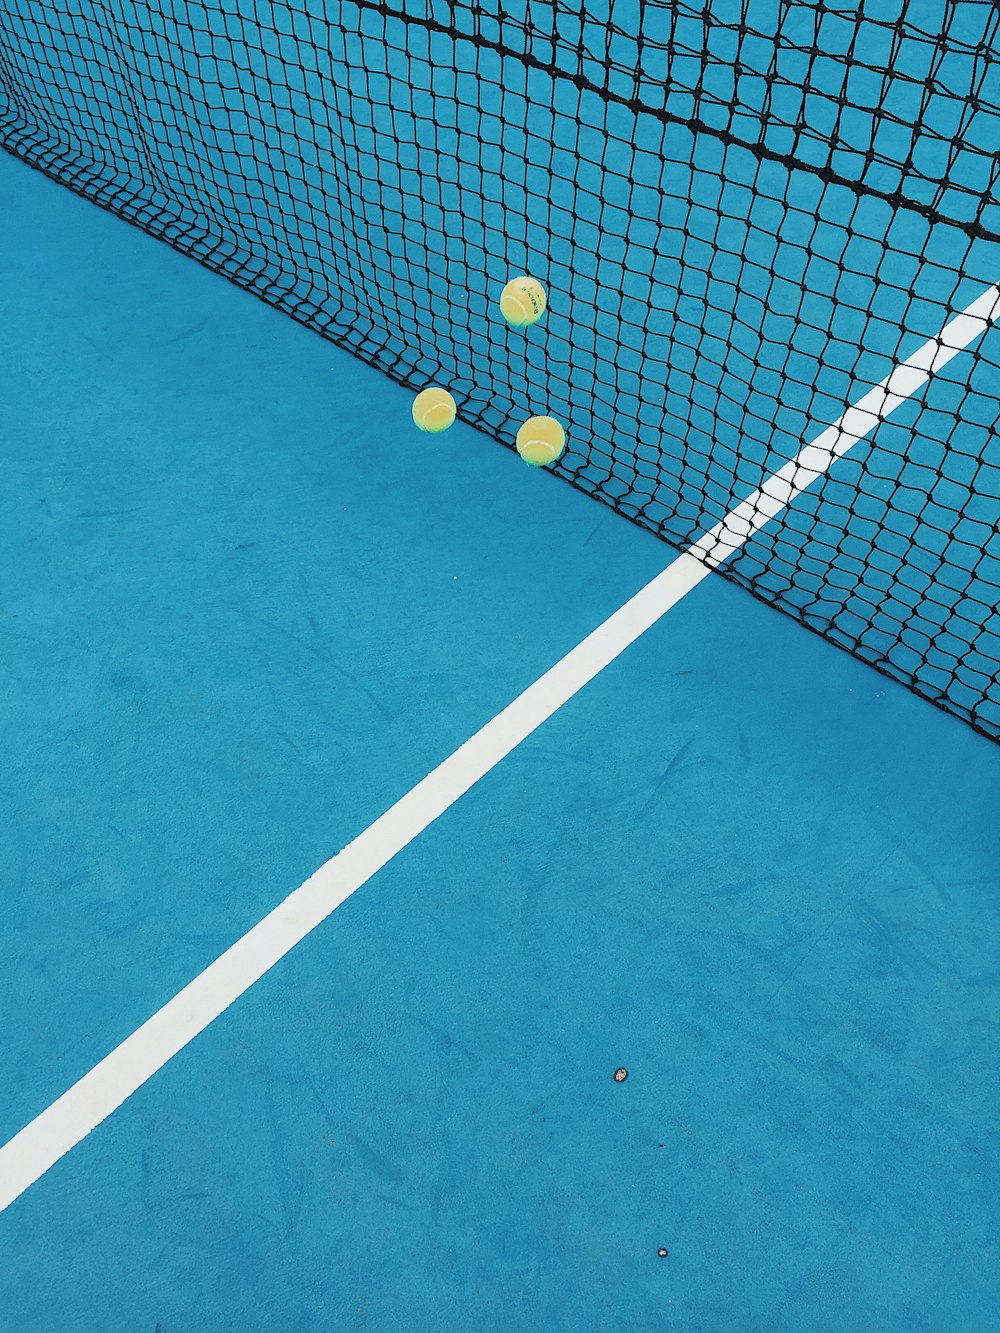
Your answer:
2;0;998;739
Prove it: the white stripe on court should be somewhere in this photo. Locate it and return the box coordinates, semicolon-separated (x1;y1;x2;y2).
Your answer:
1;283;997;1215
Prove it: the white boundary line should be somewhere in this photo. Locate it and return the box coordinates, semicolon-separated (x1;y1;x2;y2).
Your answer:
2;284;997;1215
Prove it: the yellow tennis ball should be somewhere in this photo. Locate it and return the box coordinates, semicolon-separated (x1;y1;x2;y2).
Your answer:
499;275;547;328
516;415;565;467
411;386;457;433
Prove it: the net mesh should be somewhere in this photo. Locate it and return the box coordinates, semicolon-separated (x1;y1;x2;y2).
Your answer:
2;0;999;739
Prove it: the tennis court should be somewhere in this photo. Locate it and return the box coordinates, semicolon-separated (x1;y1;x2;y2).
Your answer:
1;3;998;1330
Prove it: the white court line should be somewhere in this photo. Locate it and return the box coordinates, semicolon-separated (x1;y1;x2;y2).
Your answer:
2;283;997;1215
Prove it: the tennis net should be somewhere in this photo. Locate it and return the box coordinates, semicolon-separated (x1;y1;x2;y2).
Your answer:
2;1;998;739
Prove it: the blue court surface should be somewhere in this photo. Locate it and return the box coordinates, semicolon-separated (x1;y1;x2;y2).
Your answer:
1;133;999;1333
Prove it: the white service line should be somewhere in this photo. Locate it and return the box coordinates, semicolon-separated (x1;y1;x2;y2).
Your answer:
2;283;997;1215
